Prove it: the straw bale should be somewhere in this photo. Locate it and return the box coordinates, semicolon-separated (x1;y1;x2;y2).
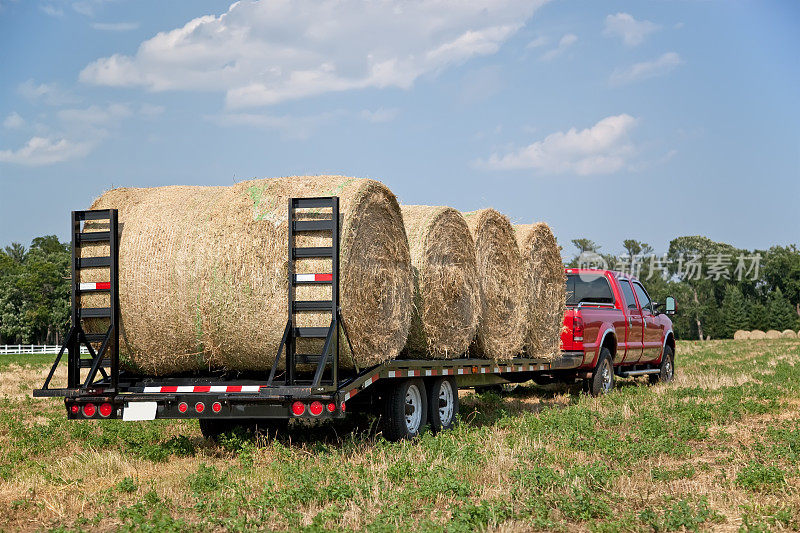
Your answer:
765;329;782;339
401;206;480;358
781;329;798;339
733;330;751;340
750;330;767;340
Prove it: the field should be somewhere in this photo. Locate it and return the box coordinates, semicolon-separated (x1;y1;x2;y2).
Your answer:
2;339;800;532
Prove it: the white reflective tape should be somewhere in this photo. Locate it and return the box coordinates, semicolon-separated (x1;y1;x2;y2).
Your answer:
295;273;314;282
344;392;351;401
458;368;464;375
480;368;486;374
79;283;95;290
174;386;192;393
388;370;396;378
209;385;227;393
425;370;432;376
240;385;260;393
143;386;160;393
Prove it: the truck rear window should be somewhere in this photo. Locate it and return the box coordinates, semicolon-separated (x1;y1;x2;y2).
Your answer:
566;274;615;305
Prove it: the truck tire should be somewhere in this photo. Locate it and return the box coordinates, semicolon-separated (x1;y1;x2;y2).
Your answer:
428;377;458;433
587;348;615;397
382;379;428;441
649;345;675;384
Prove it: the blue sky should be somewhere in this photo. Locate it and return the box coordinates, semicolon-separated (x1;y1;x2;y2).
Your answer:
1;0;798;258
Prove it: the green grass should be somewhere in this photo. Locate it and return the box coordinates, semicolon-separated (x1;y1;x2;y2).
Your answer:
1;338;800;531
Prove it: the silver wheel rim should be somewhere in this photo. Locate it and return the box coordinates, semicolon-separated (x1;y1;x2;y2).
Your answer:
438;381;454;427
405;384;422;433
664;359;673;380
601;360;613;392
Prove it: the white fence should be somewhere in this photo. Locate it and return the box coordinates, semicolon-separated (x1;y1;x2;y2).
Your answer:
0;344;89;355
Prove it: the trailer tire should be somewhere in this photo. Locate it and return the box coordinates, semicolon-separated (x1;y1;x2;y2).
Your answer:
382;379;428;441
428;377;458;433
587;348;615;397
649;345;675;384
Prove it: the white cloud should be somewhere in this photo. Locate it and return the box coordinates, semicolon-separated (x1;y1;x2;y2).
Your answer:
603;13;658;47
610;52;683;86
359;108;399;123
540;33;577;62
40;4;64;16
80;0;548;108
92;22;140;31
207;110;345;140
0;136;94;166
480;114;638;175
57;103;133;125
3;112;24;129
526;36;548;49
17;79;77;106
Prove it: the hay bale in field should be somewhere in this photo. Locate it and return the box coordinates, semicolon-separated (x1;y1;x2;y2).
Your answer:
82;176;413;375
765;329;782;339
514;223;565;360
733;330;751;340
401;206;480;358
462;209;525;361
750;330;767;340
781;329;798;339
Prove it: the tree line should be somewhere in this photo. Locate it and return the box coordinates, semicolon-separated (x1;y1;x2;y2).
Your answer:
1;234;798;344
567;236;800;340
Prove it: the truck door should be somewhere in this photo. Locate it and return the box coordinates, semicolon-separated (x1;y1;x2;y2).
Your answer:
618;279;644;363
633;281;663;362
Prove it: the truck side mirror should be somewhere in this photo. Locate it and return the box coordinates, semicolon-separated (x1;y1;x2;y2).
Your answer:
665;296;676;315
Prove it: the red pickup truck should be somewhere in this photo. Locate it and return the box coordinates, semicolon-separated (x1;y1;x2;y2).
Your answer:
554;268;676;396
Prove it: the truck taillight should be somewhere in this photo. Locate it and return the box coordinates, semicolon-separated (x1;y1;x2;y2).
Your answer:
291;401;305;416
309;401;323;416
82;403;96;417
99;403;113;417
573;316;585;342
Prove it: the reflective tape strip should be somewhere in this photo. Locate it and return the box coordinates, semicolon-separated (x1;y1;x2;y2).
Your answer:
388;370;397;378
79;282;110;290
363;374;379;389
141;385;261;393
457;368;464;375
294;273;333;282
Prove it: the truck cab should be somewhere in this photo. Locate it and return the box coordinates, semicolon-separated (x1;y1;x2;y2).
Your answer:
559;268;676;396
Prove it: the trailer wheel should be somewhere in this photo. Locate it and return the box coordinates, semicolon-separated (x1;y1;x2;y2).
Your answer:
649;345;675;384
382;379;428;441
587;348;614;397
428;377;459;433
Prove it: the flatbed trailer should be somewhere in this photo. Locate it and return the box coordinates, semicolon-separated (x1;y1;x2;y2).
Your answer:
34;197;581;441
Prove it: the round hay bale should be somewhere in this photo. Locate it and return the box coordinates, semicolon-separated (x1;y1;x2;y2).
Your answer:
733;330;751;340
765;329;782;339
781;329;797;339
514;223;565;360
400;206;480;358
82;176;413;375
462;209;525;361
750;330;767;340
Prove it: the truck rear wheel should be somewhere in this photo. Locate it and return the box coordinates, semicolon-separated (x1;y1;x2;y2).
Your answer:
587;348;614;397
428;377;458;433
649;345;675;384
382;379;428;441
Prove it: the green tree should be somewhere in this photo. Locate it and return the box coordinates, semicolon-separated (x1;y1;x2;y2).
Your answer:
767;288;798;331
762;245;800;320
748;301;769;331
721;284;749;337
571;239;599;254
622;239;654;258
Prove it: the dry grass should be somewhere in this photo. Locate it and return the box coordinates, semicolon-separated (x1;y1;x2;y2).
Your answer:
2;339;800;531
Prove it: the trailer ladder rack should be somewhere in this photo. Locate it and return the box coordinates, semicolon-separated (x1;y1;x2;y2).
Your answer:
34;209;120;397
267;196;353;392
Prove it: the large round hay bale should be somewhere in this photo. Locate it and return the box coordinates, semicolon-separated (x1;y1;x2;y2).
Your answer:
733;330;751;340
765;329;782;339
750;330;767;340
781;329;798;339
462;209;525;361
82;176;413;375
514;223;565;360
400;206;480;358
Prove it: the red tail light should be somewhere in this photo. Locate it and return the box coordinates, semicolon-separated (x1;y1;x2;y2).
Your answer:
291;401;305;416
178;402;188;413
99;403;113;417
195;402;205;413
309;401;323;416
573;315;585;342
327;402;336;413
211;402;222;413
82;403;96;417
340;402;346;412
70;404;80;415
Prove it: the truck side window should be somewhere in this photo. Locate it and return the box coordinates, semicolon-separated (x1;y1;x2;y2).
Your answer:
618;279;638;310
565;274;614;305
633;282;652;313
